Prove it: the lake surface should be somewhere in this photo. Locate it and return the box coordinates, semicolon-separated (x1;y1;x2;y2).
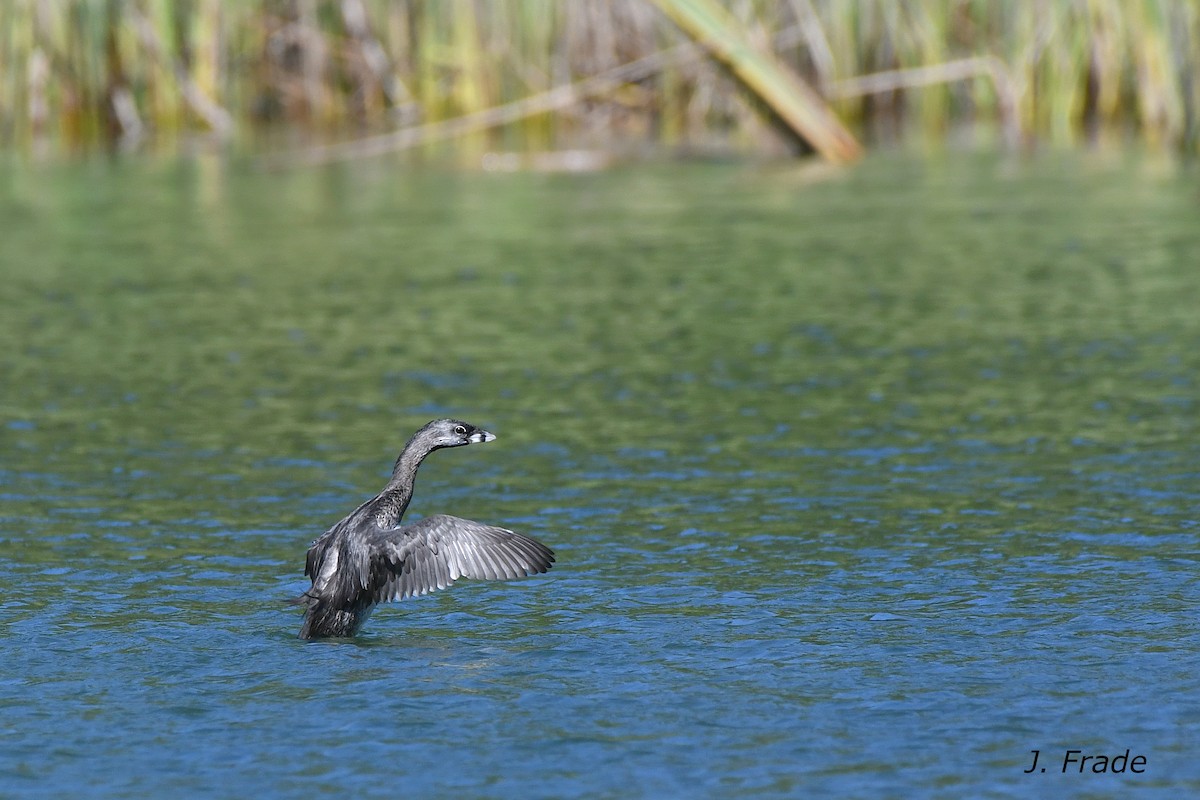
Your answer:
1;150;1198;798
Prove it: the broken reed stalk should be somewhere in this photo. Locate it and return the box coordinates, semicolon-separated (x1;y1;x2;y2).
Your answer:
649;0;861;162
828;57;1020;148
273;32;707;166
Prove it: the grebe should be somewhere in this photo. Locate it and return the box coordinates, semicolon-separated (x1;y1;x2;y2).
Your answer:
296;419;554;639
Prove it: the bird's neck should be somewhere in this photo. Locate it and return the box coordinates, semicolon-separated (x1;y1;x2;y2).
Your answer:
375;440;436;526
369;487;411;529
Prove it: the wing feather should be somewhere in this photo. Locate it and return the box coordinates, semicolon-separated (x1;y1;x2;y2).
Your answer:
493;545;523;578
413;550;428;596
367;514;554;604
444;538;461;581
473;541;500;580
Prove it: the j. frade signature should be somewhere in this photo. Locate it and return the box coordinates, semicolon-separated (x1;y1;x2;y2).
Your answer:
1024;749;1147;775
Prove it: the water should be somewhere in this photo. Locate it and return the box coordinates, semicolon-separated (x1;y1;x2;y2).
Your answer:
1;151;1198;798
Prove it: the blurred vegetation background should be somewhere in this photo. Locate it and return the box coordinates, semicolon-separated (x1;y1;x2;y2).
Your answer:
1;0;1198;156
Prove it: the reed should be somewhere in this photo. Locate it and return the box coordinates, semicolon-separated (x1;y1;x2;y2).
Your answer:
1;0;1196;154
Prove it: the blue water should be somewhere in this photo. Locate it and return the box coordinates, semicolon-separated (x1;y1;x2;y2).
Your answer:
1;152;1198;798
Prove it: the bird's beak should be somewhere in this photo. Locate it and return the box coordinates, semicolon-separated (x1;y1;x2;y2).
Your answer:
469;430;496;444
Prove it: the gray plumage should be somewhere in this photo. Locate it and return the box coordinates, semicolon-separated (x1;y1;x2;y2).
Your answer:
296;418;554;639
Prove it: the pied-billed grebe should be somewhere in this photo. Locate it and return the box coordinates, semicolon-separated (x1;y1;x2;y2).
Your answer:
295;419;554;639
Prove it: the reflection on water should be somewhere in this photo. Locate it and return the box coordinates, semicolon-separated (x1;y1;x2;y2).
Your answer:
1;152;1198;797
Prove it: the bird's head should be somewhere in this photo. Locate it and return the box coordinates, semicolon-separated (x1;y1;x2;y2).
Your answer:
418;418;496;450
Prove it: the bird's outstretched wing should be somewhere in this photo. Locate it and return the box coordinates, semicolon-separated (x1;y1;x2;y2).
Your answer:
367;514;554;604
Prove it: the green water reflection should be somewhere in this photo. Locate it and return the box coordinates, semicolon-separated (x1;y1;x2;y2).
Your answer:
3;154;1196;536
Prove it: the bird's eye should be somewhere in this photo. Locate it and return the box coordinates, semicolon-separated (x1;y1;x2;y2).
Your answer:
454;425;467;435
